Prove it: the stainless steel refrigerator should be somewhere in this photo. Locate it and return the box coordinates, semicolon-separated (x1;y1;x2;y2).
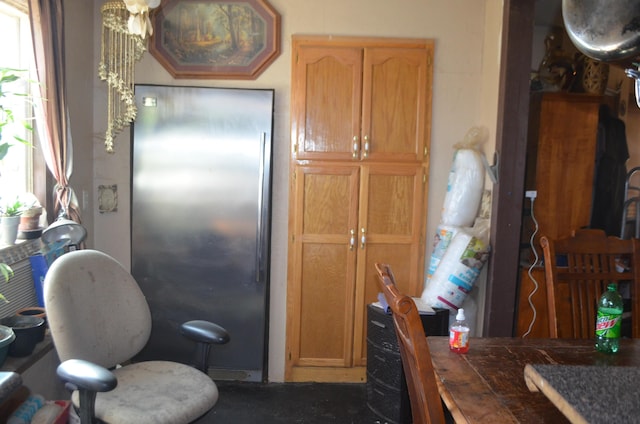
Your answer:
131;84;273;382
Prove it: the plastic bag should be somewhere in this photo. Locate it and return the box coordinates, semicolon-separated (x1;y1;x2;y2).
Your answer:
425;224;459;283
440;127;487;227
421;219;490;311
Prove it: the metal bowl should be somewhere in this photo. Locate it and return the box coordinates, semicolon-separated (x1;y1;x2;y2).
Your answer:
563;0;640;62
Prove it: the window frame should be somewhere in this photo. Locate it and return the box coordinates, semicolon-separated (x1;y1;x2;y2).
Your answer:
0;0;49;226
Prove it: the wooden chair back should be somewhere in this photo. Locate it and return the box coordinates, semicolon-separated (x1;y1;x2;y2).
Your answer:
374;263;445;424
541;229;640;339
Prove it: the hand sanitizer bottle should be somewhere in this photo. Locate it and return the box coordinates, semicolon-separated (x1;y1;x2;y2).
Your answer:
449;308;470;353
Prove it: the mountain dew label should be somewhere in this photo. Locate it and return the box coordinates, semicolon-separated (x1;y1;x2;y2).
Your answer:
596;308;622;338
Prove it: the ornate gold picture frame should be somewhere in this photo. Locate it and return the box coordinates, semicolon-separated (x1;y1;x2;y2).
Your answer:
149;0;281;79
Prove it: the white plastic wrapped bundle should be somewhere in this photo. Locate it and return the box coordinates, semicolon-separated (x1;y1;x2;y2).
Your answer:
421;220;490;311
440;127;487;227
425;225;459;283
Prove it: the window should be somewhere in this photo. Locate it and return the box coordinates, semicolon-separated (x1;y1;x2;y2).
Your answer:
0;0;42;207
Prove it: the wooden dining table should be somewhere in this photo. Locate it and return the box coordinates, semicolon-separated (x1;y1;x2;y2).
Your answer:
427;336;640;423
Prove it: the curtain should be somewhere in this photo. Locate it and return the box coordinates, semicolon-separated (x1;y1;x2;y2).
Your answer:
27;0;81;224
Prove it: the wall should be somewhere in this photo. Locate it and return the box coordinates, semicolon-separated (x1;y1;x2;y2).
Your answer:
465;0;503;336
84;0;504;382
65;0;95;244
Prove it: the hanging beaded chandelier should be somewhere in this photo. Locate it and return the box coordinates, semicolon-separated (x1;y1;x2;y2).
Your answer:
99;0;159;153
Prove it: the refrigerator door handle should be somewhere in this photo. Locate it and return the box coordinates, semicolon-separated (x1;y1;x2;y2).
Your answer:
256;132;268;283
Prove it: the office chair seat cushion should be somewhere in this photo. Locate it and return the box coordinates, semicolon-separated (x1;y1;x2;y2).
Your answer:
70;360;218;424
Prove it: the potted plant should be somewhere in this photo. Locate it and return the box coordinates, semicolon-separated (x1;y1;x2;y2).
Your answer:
0;314;45;356
0;240;41;355
19;204;42;230
0;70;38;330
1;67;34;247
0;324;15;366
1;198;28;245
17;193;43;238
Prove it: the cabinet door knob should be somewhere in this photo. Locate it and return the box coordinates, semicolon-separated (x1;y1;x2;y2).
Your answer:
349;229;355;251
360;228;366;249
352;136;359;159
363;136;369;158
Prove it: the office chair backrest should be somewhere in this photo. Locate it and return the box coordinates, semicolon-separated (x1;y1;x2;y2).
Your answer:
44;249;152;368
541;229;640;339
374;263;445;424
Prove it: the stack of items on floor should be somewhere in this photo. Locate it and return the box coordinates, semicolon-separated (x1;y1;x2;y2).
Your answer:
421;126;491;313
3;392;69;424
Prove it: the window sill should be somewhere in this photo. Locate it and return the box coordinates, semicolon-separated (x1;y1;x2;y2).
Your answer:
0;332;54;375
0;239;41;266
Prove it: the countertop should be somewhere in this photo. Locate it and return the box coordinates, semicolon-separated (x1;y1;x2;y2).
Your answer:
524;363;640;424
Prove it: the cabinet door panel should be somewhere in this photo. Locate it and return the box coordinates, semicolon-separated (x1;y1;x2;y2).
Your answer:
292;45;362;160
352;164;428;365
366;169;417;236
362;48;432;162
298;243;352;364
288;165;360;370
302;172;354;235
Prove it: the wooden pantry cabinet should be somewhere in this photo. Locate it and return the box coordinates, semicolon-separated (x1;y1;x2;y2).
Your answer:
285;36;434;382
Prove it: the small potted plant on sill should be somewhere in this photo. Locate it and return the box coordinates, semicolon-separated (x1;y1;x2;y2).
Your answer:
1;198;28;245
19;205;42;229
16;193;43;239
1;67;34;246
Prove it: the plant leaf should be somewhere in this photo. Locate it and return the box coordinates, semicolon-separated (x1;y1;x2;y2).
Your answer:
0;143;9;160
0;263;13;283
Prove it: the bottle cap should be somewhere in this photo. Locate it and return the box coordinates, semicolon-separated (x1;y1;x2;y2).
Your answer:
456;308;465;321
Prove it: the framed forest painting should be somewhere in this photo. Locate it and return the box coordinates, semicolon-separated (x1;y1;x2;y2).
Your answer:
149;0;281;79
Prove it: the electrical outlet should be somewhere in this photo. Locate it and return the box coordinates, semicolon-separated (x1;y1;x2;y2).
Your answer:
525;190;537;200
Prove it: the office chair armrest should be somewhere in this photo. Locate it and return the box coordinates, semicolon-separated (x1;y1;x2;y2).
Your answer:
181;320;230;345
57;359;117;393
181;320;230;372
57;358;118;424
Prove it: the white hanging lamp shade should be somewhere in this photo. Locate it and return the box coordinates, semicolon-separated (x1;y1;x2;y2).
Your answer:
41;217;87;247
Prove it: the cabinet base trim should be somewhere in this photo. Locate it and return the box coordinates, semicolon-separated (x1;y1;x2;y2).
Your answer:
287;366;366;383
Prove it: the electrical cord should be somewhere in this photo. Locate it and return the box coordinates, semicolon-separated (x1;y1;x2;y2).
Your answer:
522;196;540;338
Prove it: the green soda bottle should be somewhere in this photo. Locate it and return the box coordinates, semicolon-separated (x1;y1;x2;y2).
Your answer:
595;283;623;353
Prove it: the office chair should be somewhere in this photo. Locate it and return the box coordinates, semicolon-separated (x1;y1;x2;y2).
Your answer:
44;249;230;424
541;229;640;339
374;262;446;424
